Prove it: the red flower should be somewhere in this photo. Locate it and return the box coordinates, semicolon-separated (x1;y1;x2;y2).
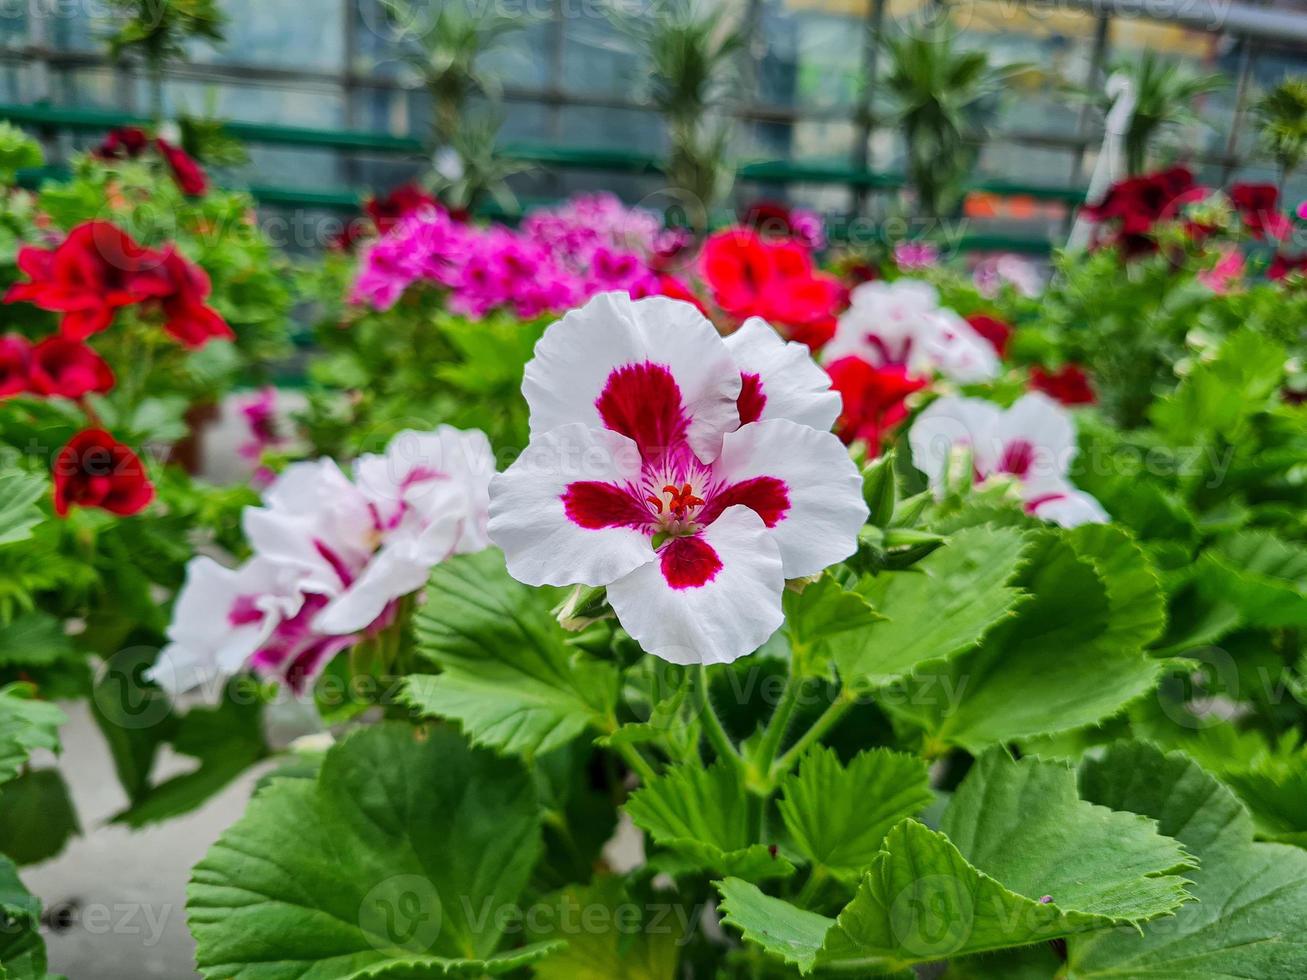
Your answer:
94;126;150;160
0;333;31;398
156;139;208;196
1229;183;1291;240
1031;364;1095;406
964;313;1013;358
1083;167;1206;254
702;228;843;350
1269;253;1307;281
826;356;928;450
653;274;710;316
151;248;234;348
3;221;171;340
27;336;114;398
365;183;439;234
52;428;154;517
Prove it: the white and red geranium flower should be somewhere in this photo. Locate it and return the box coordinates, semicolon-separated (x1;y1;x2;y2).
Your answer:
489;293;865;666
908;392;1108;528
150;426;495;694
824;279;1000;384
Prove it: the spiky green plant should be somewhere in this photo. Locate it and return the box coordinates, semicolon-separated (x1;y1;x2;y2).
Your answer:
615;1;744;217
880;21;1020;218
1106;52;1226;175
1255;77;1307;192
104;0;226;120
383;0;526;149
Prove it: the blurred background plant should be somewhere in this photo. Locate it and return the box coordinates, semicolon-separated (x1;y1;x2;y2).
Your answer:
104;0;227;120
382;0;531;213
880;17;1024;220
615;0;745;223
1255;77;1307;193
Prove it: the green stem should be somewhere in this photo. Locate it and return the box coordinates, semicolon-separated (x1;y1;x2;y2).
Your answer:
770;689;857;780
698;664;743;770
615;742;658;785
752;668;805;778
795;865;828;909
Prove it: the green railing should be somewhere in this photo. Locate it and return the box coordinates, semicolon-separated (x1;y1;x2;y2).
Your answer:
3;101;1084;253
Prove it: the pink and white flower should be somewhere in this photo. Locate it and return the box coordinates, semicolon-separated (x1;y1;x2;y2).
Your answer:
973;254;1044;299
824;279;1000;384
908;392;1108;527
150;426;495;694
488;292;866;665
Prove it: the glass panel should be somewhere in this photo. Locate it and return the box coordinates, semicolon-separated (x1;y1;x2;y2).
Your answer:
756;0;871;112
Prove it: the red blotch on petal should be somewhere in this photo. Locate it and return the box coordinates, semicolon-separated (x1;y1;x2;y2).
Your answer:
660;534;723;589
737;372;766;425
700;476;790;528
563;481;651;529
596;361;689;462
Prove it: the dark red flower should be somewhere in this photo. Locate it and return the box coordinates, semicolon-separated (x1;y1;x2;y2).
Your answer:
3;221;172;340
702;228;844;350
365;183;439;234
156;138;208;196
52;428;154;517
151;248;234;348
1084;167;1207;255
964;313;1013;358
1031;364;1095;406
1269;253;1307;281
826;356;928;450
740;201;826;250
0;333;31;398
27;336;114;398
1229;183;1292;240
94;126;150;160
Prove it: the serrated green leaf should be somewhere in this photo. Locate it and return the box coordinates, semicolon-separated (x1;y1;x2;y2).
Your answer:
719;753;1192;975
783;575;884;663
0;473;44;549
1070;743;1307;978
832;526;1028;689
0;855;52;980
526;877;684;980
0;614;75;669
188;723;543;980
1192;531;1307;628
406;551;619;757
0;684;65;787
625;762;795;881
897;526;1167;750
777;747;932;884
346;944;565;978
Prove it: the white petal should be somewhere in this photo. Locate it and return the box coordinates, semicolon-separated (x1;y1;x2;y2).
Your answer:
316;511;462;635
922;311;1001;383
710;419;867;578
825;279;942;365
1029;486;1110;528
988;392;1077;484
488;423;656;587
607;507;784;666
522;292;741;462
908;396;1003;489
724;317;841;431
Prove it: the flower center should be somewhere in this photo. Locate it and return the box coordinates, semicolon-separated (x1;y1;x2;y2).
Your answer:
645;480;706;536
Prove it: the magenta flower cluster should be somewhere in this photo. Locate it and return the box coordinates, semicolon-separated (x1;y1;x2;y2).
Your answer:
351;193;662;320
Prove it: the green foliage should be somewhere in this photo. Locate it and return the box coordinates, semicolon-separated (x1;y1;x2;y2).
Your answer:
0;124;41;186
188;723;559;979
1104;52;1226;175
405;551;619;757
1255;76;1307;186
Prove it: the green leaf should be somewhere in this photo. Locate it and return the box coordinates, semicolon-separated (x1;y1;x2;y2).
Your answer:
1192;531;1307;628
0;473;44;549
0;614;75;669
188;723;545;979
0;685;65;787
719;753;1193;975
1070;743;1307;978
113;684;267;828
1149;329;1286;442
625;762;795;881
777;747;932;885
782;575;883;663
405;551;619;757
897;526;1167;750
526;877;684;980
0;855;52;980
0;768;79;865
831;526;1028;689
